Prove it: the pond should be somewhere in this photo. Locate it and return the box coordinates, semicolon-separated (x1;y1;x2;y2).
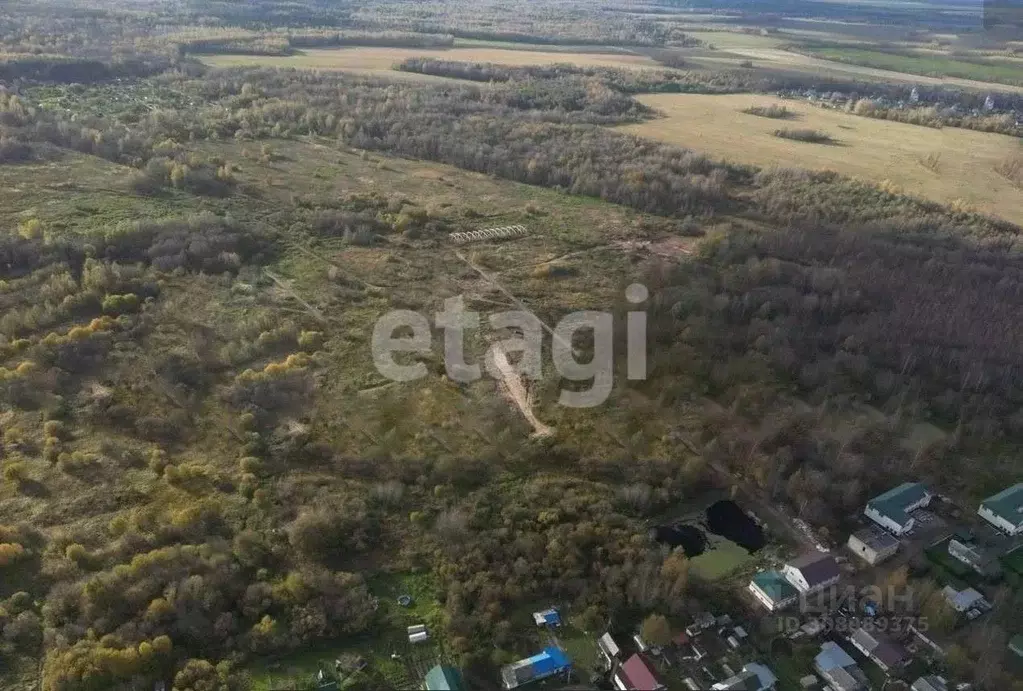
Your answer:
652;523;707;556
706;499;765;553
653;499;765;555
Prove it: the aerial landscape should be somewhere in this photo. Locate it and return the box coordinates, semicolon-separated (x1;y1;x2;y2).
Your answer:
0;0;1022;690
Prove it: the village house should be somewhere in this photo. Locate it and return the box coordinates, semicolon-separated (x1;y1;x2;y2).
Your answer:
782;552;842;594
814;642;869;691
423;665;464;691
941;585;988;613
500;647;571;690
864;482;932;535
532;608;561;627
748;551;841;611
947;538;1002;576
911;675;948;691
748;570;799;611
848;628;910;672
977;483;1023;536
711;662;778;690
613;653;665;691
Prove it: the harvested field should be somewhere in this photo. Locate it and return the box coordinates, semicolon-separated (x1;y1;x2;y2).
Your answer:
200;46;661;80
620;93;1023;225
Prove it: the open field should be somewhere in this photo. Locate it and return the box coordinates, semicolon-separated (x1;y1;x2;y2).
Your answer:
620;93;1023;224
683;30;789;50
689;538;755;581
804;45;1023;87
694;46;1023;93
200;46;662;79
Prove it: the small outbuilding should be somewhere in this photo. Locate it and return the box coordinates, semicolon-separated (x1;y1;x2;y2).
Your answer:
847;527;899;565
532;608;561;627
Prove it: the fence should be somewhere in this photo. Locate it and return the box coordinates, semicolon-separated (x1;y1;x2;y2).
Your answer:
449;224;528;244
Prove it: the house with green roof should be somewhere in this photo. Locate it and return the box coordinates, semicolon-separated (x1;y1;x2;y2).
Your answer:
865;482;932;535
748;570;799;611
978;483;1023;536
424;665;464;691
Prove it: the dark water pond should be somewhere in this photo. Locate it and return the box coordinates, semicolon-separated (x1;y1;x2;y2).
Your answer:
653;499;765;555
706;499;765;553
652;523;707;556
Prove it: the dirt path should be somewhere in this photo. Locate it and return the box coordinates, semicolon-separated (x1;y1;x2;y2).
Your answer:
488;342;555;438
454;250;578;357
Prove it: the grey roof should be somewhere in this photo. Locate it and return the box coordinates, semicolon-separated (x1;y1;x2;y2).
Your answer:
873;640;908;667
851;628;907;668
815;642;856;672
850;527;899;551
851;627;880;651
823;666;864;691
911;676;948;691
788;552;841;587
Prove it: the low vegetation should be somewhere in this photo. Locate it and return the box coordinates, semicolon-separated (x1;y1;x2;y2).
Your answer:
741;104;795;119
773;128;836;144
995;153;1023;188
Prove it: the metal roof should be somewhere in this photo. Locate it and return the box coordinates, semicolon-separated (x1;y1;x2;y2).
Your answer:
751;570;798;602
981;483;1023;526
867;482;930;526
787;552;841;588
424;665;464;691
618;654;663;690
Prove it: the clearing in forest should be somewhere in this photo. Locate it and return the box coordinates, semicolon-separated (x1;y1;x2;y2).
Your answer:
620;93;1023;226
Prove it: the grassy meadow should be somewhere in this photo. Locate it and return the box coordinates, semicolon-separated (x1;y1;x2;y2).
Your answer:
804;45;1023;87
620;93;1023;225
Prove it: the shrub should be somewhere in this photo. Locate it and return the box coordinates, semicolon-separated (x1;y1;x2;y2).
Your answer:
297;331;325;351
101;293;141;315
0;542;27;566
2;461;27;485
43;420;68;440
742;104;794;119
774;128;835;144
995;153;1023;187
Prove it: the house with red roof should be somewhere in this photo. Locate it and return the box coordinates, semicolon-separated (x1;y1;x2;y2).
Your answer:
613;654;665;691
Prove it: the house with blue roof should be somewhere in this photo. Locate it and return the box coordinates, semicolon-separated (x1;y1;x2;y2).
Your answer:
865;482;932;535
978;483;1023;536
532;608;561;627
500;646;571;689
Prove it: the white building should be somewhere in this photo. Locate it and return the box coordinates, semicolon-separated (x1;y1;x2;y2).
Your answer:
598;632;620;670
781;552;841;593
978;483;1023;536
864;482;932;535
847;527;900;565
